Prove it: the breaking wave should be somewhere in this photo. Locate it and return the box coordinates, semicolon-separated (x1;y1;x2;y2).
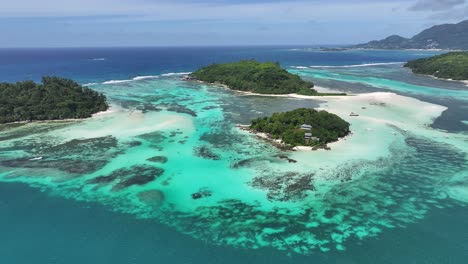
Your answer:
102;72;191;85
291;62;404;69
161;72;192;77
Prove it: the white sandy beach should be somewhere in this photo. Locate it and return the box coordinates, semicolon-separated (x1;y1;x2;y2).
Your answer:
55;106;195;140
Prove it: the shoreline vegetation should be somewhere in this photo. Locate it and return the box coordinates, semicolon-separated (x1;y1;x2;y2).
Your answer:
188;60;346;96
239;108;351;151
0;77;108;124
404;52;468;81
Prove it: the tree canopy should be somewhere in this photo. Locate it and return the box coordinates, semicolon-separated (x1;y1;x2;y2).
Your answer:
404;52;468;80
0;76;108;124
250;108;350;147
190;60;318;95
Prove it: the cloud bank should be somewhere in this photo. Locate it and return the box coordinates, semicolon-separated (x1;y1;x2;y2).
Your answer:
0;0;466;47
409;0;465;11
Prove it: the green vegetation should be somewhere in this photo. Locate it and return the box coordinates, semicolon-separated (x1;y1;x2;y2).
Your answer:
250;108;350;147
0;76;108;124
190;60;318;95
404;52;468;80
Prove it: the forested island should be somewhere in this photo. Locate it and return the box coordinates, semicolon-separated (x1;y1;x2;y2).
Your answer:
249;108;350;148
404;52;468;80
0;77;108;124
190;60;345;96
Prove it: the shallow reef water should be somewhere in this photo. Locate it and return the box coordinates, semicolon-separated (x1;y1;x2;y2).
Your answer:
0;71;467;255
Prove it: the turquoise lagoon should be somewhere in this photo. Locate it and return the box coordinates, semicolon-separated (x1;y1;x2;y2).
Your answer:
0;47;467;263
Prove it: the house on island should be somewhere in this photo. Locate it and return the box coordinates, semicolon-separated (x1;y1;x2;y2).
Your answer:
301;124;319;144
304;132;320;144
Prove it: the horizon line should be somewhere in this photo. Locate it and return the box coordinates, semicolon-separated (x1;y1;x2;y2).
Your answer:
0;44;355;49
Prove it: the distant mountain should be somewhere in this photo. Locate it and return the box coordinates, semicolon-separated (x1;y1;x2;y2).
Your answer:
354;20;468;50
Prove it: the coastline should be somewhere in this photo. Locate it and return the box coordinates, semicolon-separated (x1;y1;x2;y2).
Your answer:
348;48;450;52
0;107;115;126
428;75;468;86
188;77;346;97
238;125;339;151
235;85;348;98
406;69;468;86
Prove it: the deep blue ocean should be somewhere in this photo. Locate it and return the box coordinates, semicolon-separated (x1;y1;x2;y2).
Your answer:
0;46;440;84
1;47;467;264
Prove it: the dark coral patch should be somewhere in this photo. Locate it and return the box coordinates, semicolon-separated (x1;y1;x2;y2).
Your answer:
0;136;120;176
137;131;167;144
87;173;118;184
1;158;108;175
41;136;118;155
163;103;197;117
169;131;183;137
324;209;339;219
193;146;221;160
191;187;212;200
147;156;168;164
202;105;219;111
87;165;164;191
251;172;315;202
126;141;142;147
137;190;165;208
113;175;155;191
137;103;162;113
275;154;297;163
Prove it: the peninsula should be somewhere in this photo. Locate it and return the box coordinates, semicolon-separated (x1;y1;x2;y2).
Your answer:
190;60;345;96
0;76;108;124
249;108;350;148
404;52;468;81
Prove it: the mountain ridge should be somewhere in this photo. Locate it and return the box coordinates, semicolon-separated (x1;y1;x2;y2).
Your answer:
354;20;468;50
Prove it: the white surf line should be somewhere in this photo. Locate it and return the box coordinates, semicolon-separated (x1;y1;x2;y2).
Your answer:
291;62;404;69
100;72;192;85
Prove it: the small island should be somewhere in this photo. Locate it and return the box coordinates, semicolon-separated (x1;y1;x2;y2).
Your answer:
248;108;350;149
320;47;348;52
404;52;468;81
0;76;108;124
190;60;345;96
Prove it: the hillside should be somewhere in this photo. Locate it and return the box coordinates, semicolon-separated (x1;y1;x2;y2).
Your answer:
0;77;108;124
404;52;468;80
354;20;468;50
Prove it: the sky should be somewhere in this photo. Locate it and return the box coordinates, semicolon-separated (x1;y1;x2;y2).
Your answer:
0;0;467;47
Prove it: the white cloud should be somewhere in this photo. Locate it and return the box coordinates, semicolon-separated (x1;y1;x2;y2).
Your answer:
409;0;465;11
0;0;414;24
